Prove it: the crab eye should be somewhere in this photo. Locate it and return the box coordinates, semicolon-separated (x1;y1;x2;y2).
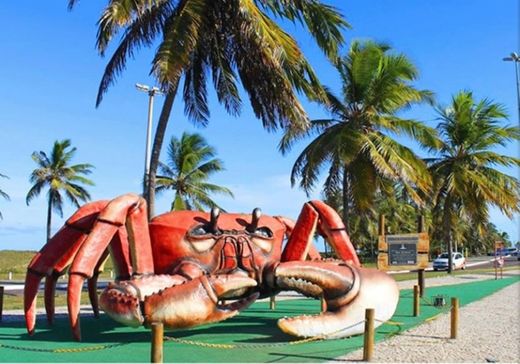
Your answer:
191;226;209;236
188;225;217;252
252;227;273;238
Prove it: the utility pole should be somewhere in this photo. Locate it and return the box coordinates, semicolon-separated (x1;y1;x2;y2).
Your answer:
135;84;164;196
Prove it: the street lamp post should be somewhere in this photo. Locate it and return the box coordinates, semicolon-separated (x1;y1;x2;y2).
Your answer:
503;52;520;122
135;83;164;195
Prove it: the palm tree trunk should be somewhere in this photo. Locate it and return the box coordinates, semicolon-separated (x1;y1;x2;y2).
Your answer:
342;166;351;237
442;196;453;274
145;82;179;220
46;195;52;243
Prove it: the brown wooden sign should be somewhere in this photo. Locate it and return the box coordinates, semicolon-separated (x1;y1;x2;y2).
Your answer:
377;233;430;271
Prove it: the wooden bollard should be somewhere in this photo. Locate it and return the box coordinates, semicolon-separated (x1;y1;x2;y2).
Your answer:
417;215;426;298
450;297;459;339
320;295;327;312
417;269;425;297
270;295;276;310
0;286;4;322
151;322;164;363
413;285;420;317
362;308;375;362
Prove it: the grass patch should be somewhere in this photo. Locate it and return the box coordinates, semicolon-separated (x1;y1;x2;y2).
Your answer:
0;250;114;280
2;291;92;310
0;250;38;274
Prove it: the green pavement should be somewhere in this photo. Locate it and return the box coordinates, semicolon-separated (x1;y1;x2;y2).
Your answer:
0;275;518;363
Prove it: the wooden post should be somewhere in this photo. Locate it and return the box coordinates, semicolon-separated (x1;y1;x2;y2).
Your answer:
7;272;12;281
151;322;164;363
413;285;420;317
495;256;498;280
378;214;385;236
0;286;4;322
450;297;459;339
362;308;375;362
417;214;425;233
320;295;327;312
418;269;425;298
269;295;276;310
417;215;425;297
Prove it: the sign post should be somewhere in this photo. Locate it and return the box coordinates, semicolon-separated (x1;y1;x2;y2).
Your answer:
377;215;430;280
377;233;429;271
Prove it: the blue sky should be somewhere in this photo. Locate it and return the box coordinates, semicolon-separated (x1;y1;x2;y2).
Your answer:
0;1;518;251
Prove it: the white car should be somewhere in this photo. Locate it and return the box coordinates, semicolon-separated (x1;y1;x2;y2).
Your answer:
432;252;466;271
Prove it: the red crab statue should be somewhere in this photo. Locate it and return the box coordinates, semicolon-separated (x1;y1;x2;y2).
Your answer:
24;193;399;341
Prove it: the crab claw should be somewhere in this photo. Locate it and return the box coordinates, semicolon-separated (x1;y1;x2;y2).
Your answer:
144;275;258;328
275;261;398;338
100;274;258;330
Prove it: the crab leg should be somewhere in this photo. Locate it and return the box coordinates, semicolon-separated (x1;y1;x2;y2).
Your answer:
275;261;398;338
88;249;110;318
67;194;153;341
43;272;60;325
281;201;360;266
24;200;108;334
276;216;321;260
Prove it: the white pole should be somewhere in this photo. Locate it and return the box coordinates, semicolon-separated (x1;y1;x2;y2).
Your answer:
136;84;163;195
514;59;520;122
144;91;155;192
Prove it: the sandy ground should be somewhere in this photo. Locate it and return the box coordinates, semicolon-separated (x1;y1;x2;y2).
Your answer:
336;271;520;363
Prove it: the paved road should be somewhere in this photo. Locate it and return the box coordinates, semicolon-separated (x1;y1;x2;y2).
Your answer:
464;255;519;270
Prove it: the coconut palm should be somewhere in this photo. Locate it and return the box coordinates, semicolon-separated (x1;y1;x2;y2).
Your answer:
68;0;349;218
428;90;520;273
0;173;10;219
283;40;437;233
155;132;233;211
26;139;95;242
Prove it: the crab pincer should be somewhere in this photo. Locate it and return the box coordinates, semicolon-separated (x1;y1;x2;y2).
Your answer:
100;274;259;329
275;261;399;338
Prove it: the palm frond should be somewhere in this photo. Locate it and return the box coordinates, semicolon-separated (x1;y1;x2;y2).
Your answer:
96;1;172;105
152;0;206;89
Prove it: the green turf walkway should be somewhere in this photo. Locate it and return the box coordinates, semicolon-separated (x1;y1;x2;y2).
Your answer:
1;275;518;363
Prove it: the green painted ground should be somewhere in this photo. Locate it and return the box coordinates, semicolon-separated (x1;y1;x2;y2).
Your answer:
0;275;518;363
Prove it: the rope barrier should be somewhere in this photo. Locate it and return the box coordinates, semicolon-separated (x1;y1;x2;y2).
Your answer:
0;317;409;354
164;319;370;349
164;316;406;350
0;299;451;354
0;342;127;353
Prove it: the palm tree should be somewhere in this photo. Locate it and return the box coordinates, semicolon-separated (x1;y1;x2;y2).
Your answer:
26;139;95;242
155;132;233;211
323;182;424;259
68;0;349;218
283;40;437;234
0;173;10;219
427;90;520;273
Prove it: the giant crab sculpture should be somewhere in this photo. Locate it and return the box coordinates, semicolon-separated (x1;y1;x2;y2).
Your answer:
24;193;399;341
